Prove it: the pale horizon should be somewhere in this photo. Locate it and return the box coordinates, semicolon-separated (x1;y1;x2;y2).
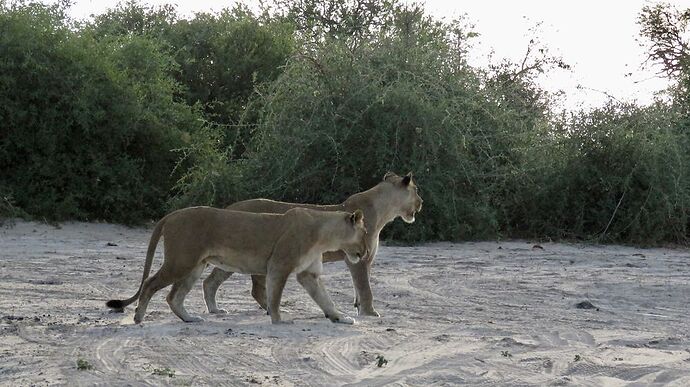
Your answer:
51;0;690;111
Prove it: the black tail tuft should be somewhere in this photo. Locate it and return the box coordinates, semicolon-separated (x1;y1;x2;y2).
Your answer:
106;299;125;310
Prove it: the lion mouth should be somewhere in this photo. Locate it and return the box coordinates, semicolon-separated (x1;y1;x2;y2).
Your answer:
402;210;417;224
403;203;422;224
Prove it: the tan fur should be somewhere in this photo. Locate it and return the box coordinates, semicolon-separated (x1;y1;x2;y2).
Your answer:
203;172;423;317
106;206;368;324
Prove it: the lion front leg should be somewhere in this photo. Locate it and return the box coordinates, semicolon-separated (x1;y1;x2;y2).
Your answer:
347;258;380;317
296;270;355;325
266;270;291;324
351;237;380;317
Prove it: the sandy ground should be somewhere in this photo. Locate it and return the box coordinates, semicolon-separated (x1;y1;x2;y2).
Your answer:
1;220;689;386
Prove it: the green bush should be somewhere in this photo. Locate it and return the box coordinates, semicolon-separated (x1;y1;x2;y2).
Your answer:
0;2;201;223
88;2;295;132
167;124;246;210
225;5;548;242
510;103;689;244
2;0;688;246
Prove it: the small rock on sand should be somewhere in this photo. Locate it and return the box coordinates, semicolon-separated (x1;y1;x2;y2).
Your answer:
575;301;598;310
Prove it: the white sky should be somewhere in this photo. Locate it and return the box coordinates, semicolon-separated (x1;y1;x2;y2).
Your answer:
419;0;690;110
56;0;690;111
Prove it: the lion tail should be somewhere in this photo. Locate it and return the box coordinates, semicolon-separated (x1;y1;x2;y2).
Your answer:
105;216;166;310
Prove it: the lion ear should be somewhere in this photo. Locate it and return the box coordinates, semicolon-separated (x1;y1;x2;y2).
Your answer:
383;171;396;181
350;209;364;225
402;172;413;186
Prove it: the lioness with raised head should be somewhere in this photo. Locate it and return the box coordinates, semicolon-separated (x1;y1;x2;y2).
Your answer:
106;206;368;324
203;172;423;317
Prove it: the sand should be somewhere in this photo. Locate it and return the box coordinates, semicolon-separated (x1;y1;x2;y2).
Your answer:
1;220;689;386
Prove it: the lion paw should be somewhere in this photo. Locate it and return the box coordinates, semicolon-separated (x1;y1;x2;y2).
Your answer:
357;308;380;317
208;308;227;315
333;315;356;325
183;316;205;323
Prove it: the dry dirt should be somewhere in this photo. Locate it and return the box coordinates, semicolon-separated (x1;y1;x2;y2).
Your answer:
1;220;689;386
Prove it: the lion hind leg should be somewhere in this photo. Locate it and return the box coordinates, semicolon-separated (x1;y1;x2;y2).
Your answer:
251;275;268;310
133;272;174;324
167;264;205;323
203;267;233;314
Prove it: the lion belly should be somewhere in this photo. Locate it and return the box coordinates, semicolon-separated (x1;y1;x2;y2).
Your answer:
204;251;268;275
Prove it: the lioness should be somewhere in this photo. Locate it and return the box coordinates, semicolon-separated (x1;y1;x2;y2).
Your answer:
106;206;368;324
203;172;423;317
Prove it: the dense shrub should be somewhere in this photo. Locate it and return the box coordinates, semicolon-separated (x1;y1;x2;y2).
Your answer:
0;2;201;222
219;6;551;242
167;124;247;210
2;0;688;245
88;1;295;132
509;103;689;244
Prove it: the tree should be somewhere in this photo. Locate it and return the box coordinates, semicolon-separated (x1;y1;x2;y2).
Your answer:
639;3;690;78
88;1;294;130
0;1;202;222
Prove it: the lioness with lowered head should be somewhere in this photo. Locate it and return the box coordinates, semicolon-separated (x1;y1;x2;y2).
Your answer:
106;206;368;324
203;172;423;317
